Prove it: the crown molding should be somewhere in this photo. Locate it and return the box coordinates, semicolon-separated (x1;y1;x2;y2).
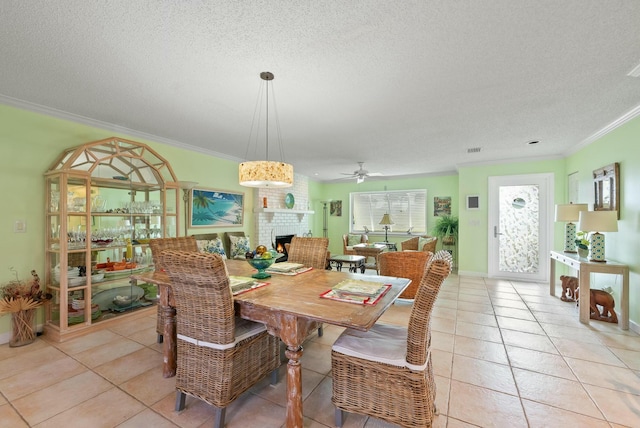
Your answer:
0;94;244;163
567;103;640;156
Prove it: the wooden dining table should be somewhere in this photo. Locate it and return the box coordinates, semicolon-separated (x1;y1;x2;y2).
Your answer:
132;259;411;428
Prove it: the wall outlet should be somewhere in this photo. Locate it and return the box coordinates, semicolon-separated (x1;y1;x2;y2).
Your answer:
14;220;26;233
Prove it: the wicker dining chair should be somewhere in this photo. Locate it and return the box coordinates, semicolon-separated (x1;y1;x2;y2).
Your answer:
286;236;329;336
378;250;432;299
286;236;330;269
160;250;281;428
149;236;198;343
331;257;452;428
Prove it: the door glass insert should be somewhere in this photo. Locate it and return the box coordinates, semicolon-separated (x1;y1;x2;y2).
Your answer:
498;185;539;274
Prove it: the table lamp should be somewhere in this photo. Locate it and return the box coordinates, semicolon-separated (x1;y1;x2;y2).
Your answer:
379;213;394;243
577;210;618;262
555;203;588;253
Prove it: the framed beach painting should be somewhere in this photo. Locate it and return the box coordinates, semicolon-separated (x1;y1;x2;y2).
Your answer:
190;188;244;227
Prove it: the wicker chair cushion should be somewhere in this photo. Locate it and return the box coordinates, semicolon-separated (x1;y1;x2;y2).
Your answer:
347;234;362;246
196;238;227;258
178;317;266;350
332;323;428;371
229;235;251;259
418;236;436;251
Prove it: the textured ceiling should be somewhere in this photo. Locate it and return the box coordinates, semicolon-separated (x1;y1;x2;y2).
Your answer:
2;1;640;182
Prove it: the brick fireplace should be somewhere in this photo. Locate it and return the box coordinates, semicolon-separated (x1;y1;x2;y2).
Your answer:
251;174;314;253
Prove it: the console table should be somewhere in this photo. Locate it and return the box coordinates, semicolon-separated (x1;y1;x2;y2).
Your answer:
549;250;629;330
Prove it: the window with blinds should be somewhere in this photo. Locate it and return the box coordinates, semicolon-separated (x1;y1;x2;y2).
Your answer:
350;189;427;235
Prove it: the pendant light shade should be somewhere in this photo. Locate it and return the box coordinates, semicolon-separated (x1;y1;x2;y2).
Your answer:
239;160;293;188
239;72;294;188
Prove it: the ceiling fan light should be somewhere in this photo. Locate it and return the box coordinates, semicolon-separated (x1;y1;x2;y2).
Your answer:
356;176;364;184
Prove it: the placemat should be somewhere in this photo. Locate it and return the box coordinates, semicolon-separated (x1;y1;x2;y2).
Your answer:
265;266;313;276
320;284;391;305
229;276;269;295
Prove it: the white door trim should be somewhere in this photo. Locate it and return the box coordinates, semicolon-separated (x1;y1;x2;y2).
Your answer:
487;173;554;282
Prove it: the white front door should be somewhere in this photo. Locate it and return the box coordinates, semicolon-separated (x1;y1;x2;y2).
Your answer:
488;173;553;282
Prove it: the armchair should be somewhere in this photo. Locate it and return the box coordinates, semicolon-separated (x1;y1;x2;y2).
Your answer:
342;233;368;255
401;235;437;253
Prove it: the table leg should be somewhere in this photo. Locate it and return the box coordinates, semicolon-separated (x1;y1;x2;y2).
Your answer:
162;305;177;378
285;345;304;428
578;268;590;325
335;261;343;272
238;306;313;428
158;283;178;378
549;258;556;297
360;260;365;273
621;269;629;330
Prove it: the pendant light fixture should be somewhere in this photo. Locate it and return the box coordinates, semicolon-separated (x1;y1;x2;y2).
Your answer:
239;72;293;188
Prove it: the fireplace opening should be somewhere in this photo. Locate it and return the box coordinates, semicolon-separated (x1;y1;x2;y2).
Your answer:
274;234;295;262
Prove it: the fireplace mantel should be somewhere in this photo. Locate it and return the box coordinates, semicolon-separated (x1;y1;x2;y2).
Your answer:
253;208;314;214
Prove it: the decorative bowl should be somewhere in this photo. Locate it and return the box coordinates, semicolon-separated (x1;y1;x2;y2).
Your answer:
91;271;105;282
246;250;283;279
112;294;139;308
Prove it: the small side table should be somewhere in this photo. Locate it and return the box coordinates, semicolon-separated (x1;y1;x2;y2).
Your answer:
353;244;387;274
374;241;398;251
329;255;366;273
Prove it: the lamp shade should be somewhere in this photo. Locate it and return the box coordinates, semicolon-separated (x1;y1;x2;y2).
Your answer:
555;203;588;222
379;214;394;225
578;211;618;232
239;161;293;188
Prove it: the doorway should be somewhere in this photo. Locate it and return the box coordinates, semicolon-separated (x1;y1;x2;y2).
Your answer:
488;173;553;282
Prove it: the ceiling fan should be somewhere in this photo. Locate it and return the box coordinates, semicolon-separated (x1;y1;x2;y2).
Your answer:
340;162;383;184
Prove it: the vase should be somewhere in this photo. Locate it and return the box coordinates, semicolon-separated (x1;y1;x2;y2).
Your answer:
577;248;589;259
10;309;37;347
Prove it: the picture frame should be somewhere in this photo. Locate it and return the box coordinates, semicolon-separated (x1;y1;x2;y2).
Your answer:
190;187;244;227
593;162;620;219
466;195;480;210
434;196;452;216
330;200;342;216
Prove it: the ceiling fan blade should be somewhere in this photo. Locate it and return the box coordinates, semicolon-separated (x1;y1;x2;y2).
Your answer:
340;172;358;176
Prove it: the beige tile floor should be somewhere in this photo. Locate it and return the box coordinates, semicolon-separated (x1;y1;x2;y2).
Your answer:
1;273;639;427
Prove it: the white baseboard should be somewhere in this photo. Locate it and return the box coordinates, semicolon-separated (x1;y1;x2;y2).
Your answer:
457;270;487;278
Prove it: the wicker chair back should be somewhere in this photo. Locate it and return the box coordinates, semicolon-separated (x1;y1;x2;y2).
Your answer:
378;251;432;299
407;258;451;366
161;250;235;345
286;237;329;270
149;236;198;272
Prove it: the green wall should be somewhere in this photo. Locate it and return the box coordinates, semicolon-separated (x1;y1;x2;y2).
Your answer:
315;175;459;257
457;159;566;274
565;116;640;325
0;104;255;338
2;103;640;337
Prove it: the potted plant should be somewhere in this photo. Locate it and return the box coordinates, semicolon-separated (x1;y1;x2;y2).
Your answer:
432;215;458;245
575;231;590;258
